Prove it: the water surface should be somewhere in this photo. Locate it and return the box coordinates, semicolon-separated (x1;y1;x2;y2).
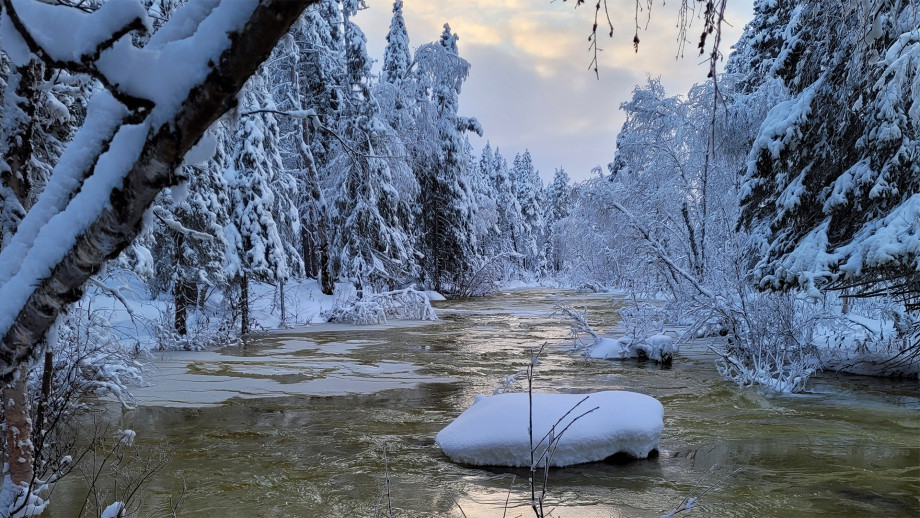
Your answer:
47;289;919;517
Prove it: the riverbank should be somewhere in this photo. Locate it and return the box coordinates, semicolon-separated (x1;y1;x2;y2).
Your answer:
82;271;918;382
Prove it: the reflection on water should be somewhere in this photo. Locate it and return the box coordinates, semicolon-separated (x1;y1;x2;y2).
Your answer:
47;290;919;517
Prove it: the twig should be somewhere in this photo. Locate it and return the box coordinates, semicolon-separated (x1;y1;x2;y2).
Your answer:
448;491;468;518
502;474;517;518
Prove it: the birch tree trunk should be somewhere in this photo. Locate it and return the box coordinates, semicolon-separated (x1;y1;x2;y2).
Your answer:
3;364;32;486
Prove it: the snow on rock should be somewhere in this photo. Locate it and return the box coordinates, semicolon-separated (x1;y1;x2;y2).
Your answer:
588;334;676;363
100;502;125;518
424;290;446;301
587;337;631;360
436;391;663;467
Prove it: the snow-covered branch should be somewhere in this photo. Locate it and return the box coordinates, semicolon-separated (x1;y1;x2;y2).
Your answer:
0;0;154;111
608;200;715;300
152;206;214;242
0;0;317;381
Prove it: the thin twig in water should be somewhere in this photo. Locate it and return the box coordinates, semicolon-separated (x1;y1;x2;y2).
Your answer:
661;465;742;517
385;443;393;518
448;491;468;518
502;474;516;518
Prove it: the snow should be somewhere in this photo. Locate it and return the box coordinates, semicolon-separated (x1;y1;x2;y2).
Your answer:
0;474;48;517
116;429;136;446
587;337;631;360
436;391;663;467
100;502;125;518
424;290;446;301
9;0;150;64
97;0;259;128
181;131;218;167
0;10;31;67
587;334;676;363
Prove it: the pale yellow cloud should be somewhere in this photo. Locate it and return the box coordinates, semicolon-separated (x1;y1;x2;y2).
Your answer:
508;14;581;60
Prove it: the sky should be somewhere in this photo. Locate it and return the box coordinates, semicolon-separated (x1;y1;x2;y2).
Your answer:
357;0;755;182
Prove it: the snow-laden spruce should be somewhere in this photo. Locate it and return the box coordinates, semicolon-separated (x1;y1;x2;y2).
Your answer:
436;391;663;467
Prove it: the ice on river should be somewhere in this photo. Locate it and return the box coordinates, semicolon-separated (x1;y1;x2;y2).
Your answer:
130;338;453;407
436;391;663;467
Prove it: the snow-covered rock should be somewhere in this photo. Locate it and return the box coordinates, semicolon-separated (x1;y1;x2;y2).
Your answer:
588;334;676;363
436;391;663;467
587;337;631;360
424;290;447;302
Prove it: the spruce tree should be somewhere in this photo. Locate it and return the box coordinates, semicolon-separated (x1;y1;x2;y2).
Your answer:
329;0;414;293
225;73;292;334
739;3;920;303
412;24;481;291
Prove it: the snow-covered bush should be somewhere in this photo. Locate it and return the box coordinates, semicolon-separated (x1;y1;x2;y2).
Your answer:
0;301;145;517
811;294;919;377
326;286;437;324
455;252;521;298
698;290;820;393
556;302;677;364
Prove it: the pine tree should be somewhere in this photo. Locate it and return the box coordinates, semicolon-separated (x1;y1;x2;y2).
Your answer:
546;167;572;224
382;0;411;85
281;4;347;295
545;167;571;272
725;0;799;93
489;147;524;258
511;150;546;271
329;0;414;293
470;143;500;256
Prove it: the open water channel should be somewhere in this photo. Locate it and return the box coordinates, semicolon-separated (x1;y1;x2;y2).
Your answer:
47;289;919;517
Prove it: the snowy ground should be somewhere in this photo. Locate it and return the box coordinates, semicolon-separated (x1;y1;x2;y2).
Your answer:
84;269;346;352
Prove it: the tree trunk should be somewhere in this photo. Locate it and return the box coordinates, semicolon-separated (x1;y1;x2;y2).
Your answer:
279;280;286;327
1;59;43;205
320;236;333;296
302;224;316;278
174;280;195;336
3;364;33;487
32;351;52;467
0;0;316;383
240;274;249;336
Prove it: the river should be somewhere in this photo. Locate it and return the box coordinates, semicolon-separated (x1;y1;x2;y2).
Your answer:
46;289;919;517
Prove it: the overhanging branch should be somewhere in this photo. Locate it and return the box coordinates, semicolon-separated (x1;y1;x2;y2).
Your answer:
0;0;318;381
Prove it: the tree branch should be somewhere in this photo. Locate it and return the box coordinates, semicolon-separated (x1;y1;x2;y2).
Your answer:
0;0;317;382
1;0;154;112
